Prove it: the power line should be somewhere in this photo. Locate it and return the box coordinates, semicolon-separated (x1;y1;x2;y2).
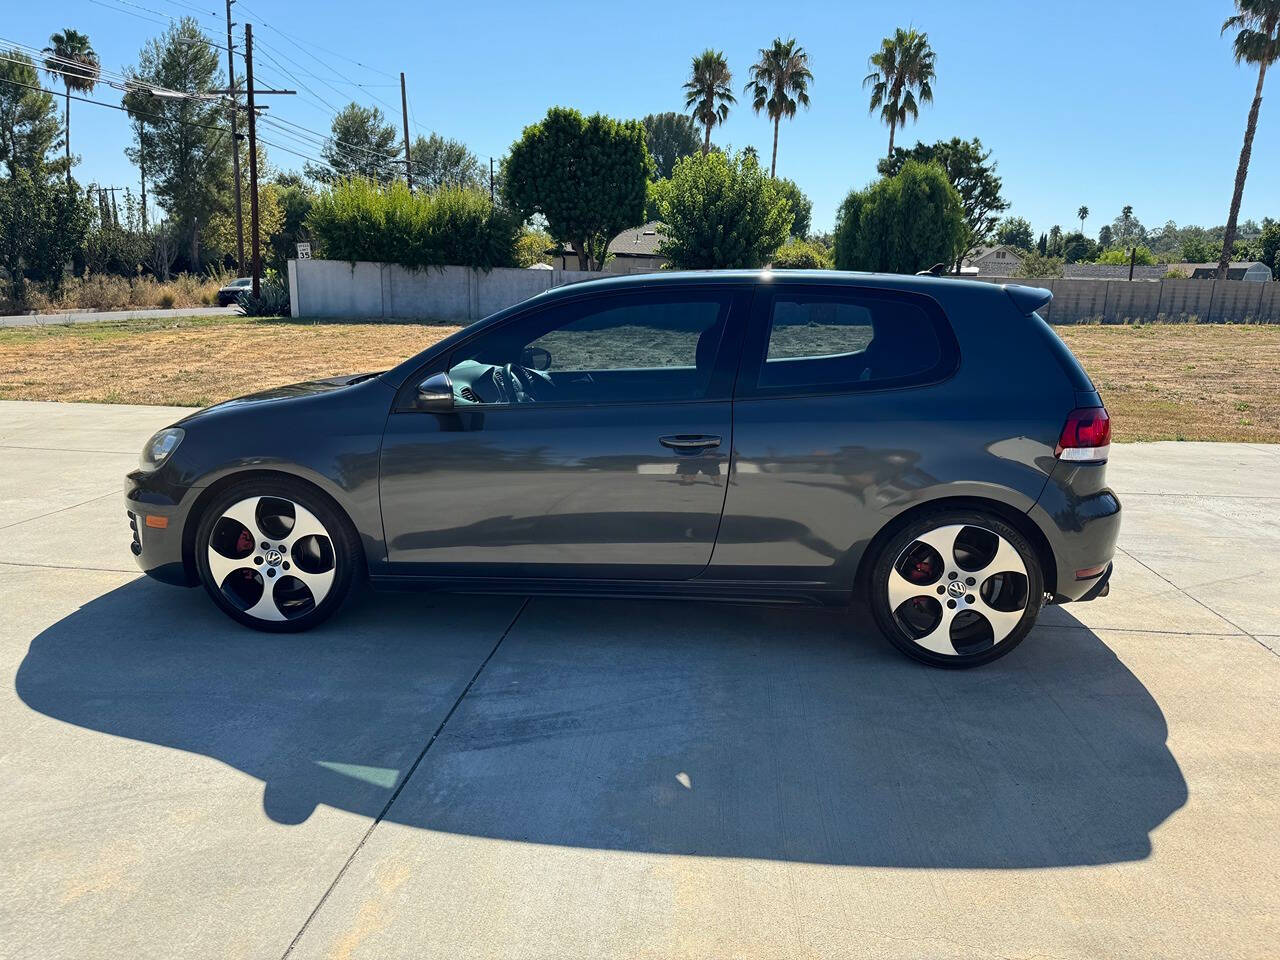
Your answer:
0;75;232;133
236;0;397;79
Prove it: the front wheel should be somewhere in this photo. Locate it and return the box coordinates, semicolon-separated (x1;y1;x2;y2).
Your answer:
194;478;361;632
869;510;1044;668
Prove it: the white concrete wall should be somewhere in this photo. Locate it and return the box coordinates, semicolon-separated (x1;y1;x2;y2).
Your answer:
290;260;606;322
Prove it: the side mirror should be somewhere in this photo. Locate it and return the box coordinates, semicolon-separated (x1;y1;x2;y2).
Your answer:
416;372;454;412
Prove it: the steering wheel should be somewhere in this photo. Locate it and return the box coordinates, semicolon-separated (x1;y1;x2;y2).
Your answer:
503;363;554;403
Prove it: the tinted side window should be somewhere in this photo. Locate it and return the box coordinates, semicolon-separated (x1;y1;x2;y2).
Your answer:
754;291;949;393
447;290;736;406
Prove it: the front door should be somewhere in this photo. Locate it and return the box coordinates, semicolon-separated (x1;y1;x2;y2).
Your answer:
379;285;750;580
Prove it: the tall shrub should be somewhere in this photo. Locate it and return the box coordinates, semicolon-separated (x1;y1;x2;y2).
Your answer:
832;159;965;273
653;150;792;269
306;178;519;270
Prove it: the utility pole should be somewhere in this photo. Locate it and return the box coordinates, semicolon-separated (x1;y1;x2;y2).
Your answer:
226;0;244;271
235;23;295;299
400;71;412;191
245;23;260;298
489;157;495;203
138;126;147;231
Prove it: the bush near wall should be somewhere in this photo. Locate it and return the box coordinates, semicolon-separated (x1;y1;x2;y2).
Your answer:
306;179;520;271
772;239;832;269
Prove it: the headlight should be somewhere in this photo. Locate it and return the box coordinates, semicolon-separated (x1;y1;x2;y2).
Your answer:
139;427;184;472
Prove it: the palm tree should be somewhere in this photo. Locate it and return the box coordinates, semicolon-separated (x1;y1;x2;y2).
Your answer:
683;50;735;156
1217;1;1280;279
744;38;812;178
863;28;936;159
1078;205;1089;235
43;29;100;184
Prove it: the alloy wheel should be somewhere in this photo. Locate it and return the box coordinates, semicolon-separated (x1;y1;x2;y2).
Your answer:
887;523;1030;657
205;495;337;622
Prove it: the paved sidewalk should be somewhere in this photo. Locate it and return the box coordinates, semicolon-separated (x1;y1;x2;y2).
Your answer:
0;400;1277;960
0;305;240;328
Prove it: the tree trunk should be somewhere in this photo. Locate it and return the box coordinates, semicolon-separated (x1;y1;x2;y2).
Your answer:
576;237;589;271
64;88;72;185
770;117;779;178
887;117;896;159
1218;59;1267;280
702;120;711;155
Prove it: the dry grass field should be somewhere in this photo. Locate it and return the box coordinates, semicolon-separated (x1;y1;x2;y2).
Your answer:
1;315;1278;442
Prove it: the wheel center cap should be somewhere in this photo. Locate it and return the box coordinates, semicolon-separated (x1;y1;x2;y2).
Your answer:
265;549;283;566
947;579;966;598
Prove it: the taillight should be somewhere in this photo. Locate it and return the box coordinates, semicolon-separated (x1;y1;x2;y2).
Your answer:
1056;407;1111;462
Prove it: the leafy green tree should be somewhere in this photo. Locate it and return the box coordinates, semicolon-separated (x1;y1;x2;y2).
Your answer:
878;137;1007;263
744;37;813;177
1217;1;1280;278
995;216;1035;251
773;177;812;237
832;159;965;273
123;18;231;268
304;102;400;184
1111;204;1146;247
1047;225;1063;256
1037;232;1048;256
772;238;831;269
1182;236;1217;262
683;50;735;155
515;227;553;267
1060;231;1099;263
266;175;315;275
864;28;936;158
1260;218;1280;276
1098;224;1114;248
409;132;485;191
652;150;791;268
0;50;66;178
502;107;650;270
1013;252;1064;279
42;28;99;183
641;112;702;179
1095;245;1157;265
1077;204;1089;235
0;167;92;301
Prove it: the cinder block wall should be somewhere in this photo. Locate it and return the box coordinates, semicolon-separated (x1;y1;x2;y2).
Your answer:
286;260;1280;324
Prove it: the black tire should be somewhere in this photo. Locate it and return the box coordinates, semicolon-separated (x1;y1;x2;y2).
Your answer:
868;509;1044;668
194;477;362;632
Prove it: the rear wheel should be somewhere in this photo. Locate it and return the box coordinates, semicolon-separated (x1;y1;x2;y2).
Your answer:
194;478;361;632
869;510;1043;668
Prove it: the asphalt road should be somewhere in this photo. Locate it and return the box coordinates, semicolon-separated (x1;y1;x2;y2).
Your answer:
0;305;240;328
0;399;1277;960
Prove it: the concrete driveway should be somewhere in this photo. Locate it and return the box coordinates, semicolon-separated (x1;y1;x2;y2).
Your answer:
0;399;1276;960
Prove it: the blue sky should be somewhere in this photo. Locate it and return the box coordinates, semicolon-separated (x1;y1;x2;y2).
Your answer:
8;0;1278;236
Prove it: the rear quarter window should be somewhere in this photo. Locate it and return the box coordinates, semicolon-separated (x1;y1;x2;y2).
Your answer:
743;287;956;396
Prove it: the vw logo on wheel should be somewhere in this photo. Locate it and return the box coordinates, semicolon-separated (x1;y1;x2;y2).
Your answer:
265;549;283;566
947;579;967;598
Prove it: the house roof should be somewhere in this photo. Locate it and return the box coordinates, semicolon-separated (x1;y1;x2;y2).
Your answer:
555;223;667;259
964;244;1023;264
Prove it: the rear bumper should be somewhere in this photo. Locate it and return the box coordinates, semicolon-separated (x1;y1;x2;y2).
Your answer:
124;470;199;586
1029;462;1122;603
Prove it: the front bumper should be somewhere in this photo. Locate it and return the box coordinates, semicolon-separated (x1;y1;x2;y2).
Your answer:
124;470;199;586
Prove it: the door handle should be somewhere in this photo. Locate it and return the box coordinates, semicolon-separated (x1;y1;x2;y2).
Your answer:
659;434;722;451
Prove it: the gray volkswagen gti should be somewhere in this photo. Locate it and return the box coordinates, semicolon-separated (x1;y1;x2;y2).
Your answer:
125;270;1119;668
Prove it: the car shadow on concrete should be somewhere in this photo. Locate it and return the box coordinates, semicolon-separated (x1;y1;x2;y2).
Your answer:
15;579;1187;869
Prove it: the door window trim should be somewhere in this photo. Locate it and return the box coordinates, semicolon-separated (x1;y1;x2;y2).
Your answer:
734;283;960;400
394;284;752;413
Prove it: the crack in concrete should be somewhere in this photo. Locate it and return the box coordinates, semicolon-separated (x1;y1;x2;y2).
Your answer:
279;596;531;960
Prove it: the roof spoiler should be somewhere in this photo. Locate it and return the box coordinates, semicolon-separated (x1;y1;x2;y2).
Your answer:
1003;283;1053;315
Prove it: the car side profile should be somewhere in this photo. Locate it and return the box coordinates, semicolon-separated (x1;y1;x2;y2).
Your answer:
125;270;1119;667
